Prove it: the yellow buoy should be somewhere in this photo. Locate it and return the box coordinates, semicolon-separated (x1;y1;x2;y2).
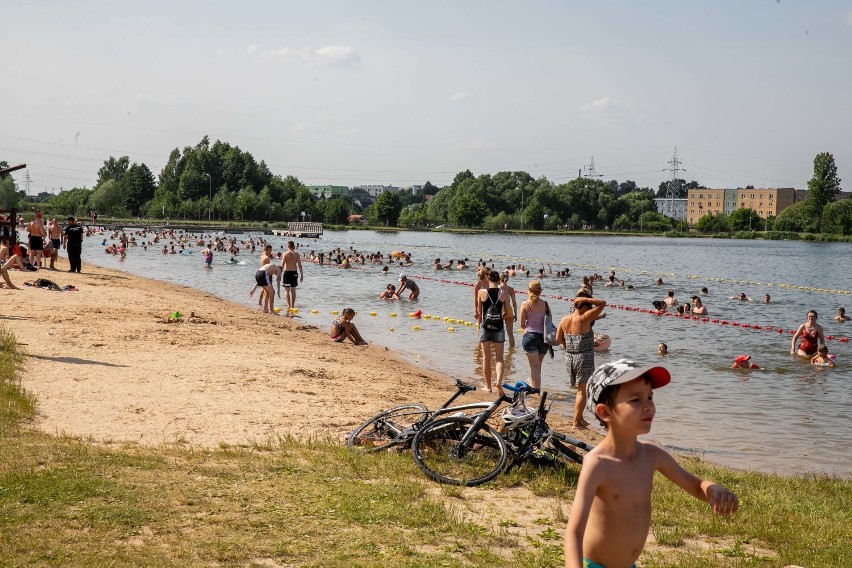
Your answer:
390;313;398;317
447;327;455;332
331;310;339;315
369;311;377;316
310;309;318;314
413;325;420;331
272;307;282;313
390;327;395;331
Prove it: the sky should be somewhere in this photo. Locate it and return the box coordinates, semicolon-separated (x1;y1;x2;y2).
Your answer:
2;0;851;195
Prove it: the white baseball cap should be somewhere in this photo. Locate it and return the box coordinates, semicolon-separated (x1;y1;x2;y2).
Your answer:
586;359;671;415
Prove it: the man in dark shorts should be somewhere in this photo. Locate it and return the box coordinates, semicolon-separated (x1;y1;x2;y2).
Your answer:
27;213;47;268
62;216;85;273
280;240;303;312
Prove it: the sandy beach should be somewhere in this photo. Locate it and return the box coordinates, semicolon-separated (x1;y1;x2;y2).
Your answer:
6;255;555;448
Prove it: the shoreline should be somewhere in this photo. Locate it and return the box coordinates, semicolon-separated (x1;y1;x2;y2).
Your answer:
8;255;579;448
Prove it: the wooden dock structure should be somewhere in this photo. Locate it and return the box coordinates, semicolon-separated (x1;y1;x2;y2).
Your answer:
269;222;324;238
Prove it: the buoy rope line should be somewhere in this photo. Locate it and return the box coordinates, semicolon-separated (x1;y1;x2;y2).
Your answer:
295;264;849;345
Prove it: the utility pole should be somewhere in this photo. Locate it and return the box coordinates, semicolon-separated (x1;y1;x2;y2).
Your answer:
664;148;684;220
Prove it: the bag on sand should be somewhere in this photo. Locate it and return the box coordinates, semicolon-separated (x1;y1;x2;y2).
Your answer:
543;301;559;346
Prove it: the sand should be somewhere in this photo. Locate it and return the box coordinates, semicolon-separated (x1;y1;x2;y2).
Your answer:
6;256;526;447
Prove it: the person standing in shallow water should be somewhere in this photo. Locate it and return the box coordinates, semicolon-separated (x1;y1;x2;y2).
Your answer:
280;240;303;311
556;289;607;429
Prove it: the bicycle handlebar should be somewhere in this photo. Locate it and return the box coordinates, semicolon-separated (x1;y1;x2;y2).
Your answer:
501;381;540;395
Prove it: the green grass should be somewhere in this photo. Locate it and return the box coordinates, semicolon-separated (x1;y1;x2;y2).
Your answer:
1;325;850;567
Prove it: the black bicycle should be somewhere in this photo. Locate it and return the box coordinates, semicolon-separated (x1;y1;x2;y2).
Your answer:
346;379;493;453
410;388;517;486
501;384;595;474
411;382;594;486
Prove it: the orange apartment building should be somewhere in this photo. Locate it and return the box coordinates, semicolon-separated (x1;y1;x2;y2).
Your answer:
686;187;796;225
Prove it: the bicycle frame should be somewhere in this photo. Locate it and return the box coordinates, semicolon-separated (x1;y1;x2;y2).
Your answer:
372;380;493;442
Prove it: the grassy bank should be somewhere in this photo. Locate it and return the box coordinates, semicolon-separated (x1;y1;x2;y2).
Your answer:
1;327;849;567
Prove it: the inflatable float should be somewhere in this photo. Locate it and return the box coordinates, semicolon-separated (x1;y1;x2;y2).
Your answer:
593;333;611;352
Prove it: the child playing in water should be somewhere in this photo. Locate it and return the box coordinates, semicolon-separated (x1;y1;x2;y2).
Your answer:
731;355;760;369
565;359;738;568
379;284;399;300
810;345;835;367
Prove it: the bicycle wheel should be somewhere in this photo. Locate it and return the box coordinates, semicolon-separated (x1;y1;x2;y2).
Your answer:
411;416;508;486
347;403;429;452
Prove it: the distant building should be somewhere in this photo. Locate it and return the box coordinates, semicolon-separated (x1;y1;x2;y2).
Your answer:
307;185;349;199
407;185;423;195
687;187;796;224
654;198;687;220
353;184;399;197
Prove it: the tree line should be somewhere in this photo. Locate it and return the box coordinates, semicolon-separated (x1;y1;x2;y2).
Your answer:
3;140;847;235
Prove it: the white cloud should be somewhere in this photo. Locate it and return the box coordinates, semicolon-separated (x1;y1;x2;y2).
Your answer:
313;45;360;67
247;44;360;67
136;92;181;105
580;96;646;126
450;91;470;102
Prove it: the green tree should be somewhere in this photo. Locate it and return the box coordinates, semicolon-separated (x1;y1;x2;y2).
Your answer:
805;152;842;231
97;156;130;186
88;179;128;216
450;190;488;228
821;199;852;235
124;163;157;215
696;212;730;234
0;175;23;209
320;197;350;224
774;201;817;233
728;208;762;231
373;191;402;226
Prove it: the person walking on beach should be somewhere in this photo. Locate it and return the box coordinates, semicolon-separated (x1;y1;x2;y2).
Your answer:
565;359;738;568
281;241;303;311
478;270;508;393
518;280;548;389
556;290;607;429
61;216;84;273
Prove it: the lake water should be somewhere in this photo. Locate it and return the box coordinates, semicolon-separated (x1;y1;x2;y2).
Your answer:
78;230;851;478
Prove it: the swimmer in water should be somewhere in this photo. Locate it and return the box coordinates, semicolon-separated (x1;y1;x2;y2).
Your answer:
835;307;849;322
379;284;399;300
731;355;759;369
810;345;835;367
657;342;668;356
730;293;752;301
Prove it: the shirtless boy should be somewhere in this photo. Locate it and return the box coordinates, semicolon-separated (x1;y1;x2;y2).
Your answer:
565;359;738;568
280;240;304;311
